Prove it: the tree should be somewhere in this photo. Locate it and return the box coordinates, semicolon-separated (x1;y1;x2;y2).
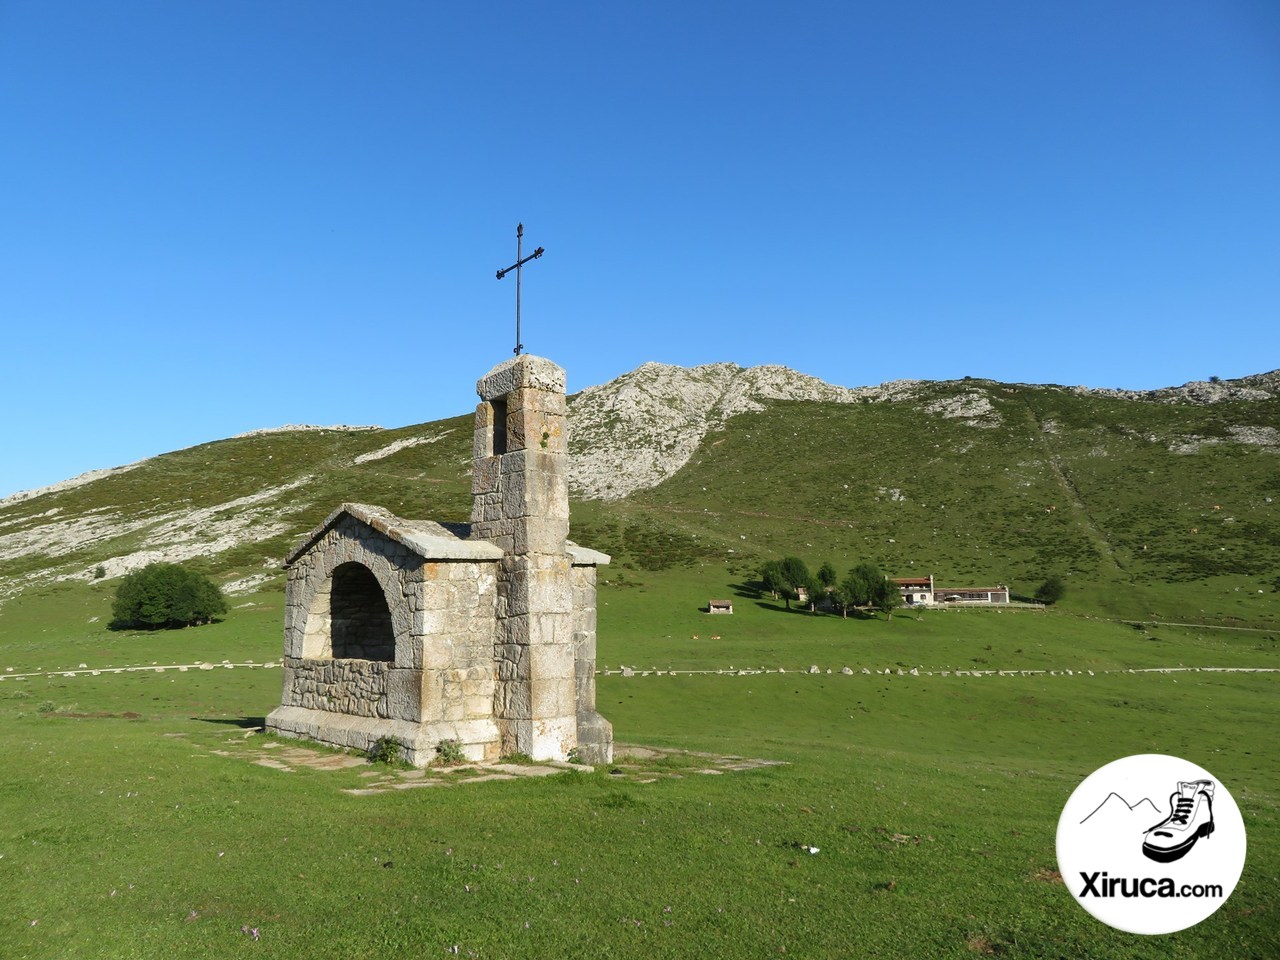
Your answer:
872;577;903;620
110;563;227;630
841;562;884;609
816;562;837;589
760;560;786;599
779;556;811;610
1035;575;1067;606
831;581;852;618
803;575;825;613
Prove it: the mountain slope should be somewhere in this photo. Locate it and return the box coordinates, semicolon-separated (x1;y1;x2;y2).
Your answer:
1;364;1277;625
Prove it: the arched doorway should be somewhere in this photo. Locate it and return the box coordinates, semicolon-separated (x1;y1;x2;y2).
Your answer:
327;561;395;661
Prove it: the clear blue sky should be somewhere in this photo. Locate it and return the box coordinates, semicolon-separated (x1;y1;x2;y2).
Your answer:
2;1;1278;498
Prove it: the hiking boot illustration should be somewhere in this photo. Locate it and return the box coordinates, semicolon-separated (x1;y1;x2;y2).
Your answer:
1143;780;1215;863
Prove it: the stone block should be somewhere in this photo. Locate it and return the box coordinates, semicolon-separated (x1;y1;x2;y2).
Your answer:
500;470;528;518
476;355;566;401
421;636;454;670
530;641;574;681
512;468;568;520
575;663;595;710
471;457;501;495
574;629;596;661
507;409;567;456
494;680;531;719
575;710;613;764
473;404;495;460
396;634;424;669
574;602;597;634
528;570;573;614
529;714;576;761
506;406;540;453
418;668;445;722
498;449;528;477
512;517;569;555
390;606;412;645
526;449;564;477
518;387;567;418
500;721;531;758
282;620;305;659
495;643;528;678
530;676;576;720
529;614;573;650
384;668;423;722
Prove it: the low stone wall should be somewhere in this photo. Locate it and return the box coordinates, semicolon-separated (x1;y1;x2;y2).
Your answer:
282;657;390;718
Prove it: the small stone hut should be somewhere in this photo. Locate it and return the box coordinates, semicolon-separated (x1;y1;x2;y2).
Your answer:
266;355;612;765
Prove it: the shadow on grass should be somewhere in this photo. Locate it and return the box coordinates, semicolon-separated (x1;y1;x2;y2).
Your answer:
194;716;267;729
747;597;881;620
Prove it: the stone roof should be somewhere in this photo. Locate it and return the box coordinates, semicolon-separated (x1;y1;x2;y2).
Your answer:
566;542;610;566
285;503;609;567
285;503;504;566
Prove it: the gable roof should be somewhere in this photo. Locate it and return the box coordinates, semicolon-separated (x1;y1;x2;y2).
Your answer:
285;503;504;566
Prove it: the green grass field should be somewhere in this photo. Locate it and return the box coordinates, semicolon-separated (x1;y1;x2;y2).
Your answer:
1;576;1276;959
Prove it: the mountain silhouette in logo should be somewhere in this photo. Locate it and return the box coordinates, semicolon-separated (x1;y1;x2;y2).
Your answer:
1080;792;1162;828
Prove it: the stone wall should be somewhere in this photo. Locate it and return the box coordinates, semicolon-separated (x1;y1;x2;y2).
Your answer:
415;560;499;733
280;657;390;718
572;562;612;762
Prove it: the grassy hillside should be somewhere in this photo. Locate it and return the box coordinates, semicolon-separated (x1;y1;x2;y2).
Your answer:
3;373;1278;625
579;382;1280;627
0;416;475;603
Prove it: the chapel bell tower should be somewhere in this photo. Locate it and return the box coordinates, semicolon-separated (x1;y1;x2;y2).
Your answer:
470;354;583;759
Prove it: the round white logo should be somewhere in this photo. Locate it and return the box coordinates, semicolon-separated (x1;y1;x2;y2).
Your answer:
1056;754;1246;935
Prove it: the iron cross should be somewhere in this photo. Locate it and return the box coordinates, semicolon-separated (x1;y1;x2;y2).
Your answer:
495;223;544;356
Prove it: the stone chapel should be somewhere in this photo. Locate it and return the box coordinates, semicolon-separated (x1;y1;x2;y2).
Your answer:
265;354;612;765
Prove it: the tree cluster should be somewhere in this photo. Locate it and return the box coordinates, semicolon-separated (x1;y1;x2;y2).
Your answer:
759;557;902;619
110;562;228;630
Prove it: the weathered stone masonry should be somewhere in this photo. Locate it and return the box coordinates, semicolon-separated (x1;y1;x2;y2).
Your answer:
266;355;612;766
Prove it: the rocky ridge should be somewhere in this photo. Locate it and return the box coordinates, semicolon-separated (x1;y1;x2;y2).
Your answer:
567;362;912;500
566;363;1279;500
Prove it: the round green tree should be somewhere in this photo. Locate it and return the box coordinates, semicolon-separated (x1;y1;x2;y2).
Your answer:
110;563;228;630
1035;575;1067;605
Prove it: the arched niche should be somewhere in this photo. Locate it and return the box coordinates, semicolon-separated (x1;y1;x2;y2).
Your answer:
302;561;396;661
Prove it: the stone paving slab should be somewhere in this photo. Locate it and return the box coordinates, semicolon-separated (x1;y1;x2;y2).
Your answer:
390;780;446;790
253;758;293;771
211;737;784;796
487;763;569;777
